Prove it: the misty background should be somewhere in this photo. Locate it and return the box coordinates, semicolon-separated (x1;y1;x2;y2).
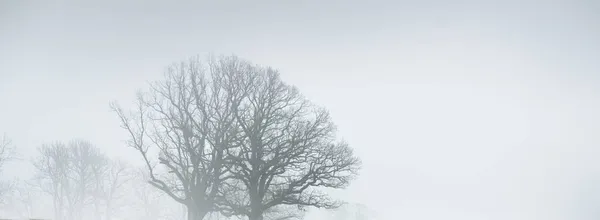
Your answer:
1;1;600;219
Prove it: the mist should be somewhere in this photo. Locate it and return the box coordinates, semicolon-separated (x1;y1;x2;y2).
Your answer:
1;1;600;220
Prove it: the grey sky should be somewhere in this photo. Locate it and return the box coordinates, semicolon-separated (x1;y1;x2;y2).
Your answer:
1;1;600;219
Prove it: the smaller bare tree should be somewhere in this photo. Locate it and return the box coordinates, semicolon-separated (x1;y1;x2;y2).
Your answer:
0;180;45;218
0;134;16;201
33;140;112;220
106;160;132;219
90;159;132;220
68;140;108;220
0;134;13;170
33;142;71;220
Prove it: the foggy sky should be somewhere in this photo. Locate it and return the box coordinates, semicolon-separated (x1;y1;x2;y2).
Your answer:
1;1;600;219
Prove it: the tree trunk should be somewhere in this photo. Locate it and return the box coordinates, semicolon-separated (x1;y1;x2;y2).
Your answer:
248;211;264;220
186;205;208;220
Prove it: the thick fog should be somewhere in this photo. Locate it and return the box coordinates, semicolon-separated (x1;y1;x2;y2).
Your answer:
1;1;600;220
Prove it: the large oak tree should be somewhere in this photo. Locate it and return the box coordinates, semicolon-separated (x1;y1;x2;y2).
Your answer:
113;55;360;220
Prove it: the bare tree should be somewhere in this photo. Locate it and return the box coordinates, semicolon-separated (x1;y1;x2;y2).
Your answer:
112;54;360;220
111;55;246;220
68;140;108;220
33;140;111;220
105;160;132;220
13;181;38;218
33;142;71;220
0;180;46;218
90;159;132;220
0;134;12;171
0;134;15;201
218;59;361;220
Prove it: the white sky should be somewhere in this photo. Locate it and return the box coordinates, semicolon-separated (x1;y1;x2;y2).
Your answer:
1;1;600;219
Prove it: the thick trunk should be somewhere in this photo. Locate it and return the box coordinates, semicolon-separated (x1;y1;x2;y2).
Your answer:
248;212;264;220
248;189;263;220
186;205;208;220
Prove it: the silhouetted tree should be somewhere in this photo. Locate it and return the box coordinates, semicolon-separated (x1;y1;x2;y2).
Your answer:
32;140;112;220
90;159;132;220
113;54;361;220
0;134;12;170
0;180;46;218
214;56;361;220
0;134;15;201
33;142;70;220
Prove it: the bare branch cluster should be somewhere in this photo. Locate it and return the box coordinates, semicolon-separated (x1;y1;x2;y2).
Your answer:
0;134;15;201
113;54;361;220
0;134;13;171
32;140;131;220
